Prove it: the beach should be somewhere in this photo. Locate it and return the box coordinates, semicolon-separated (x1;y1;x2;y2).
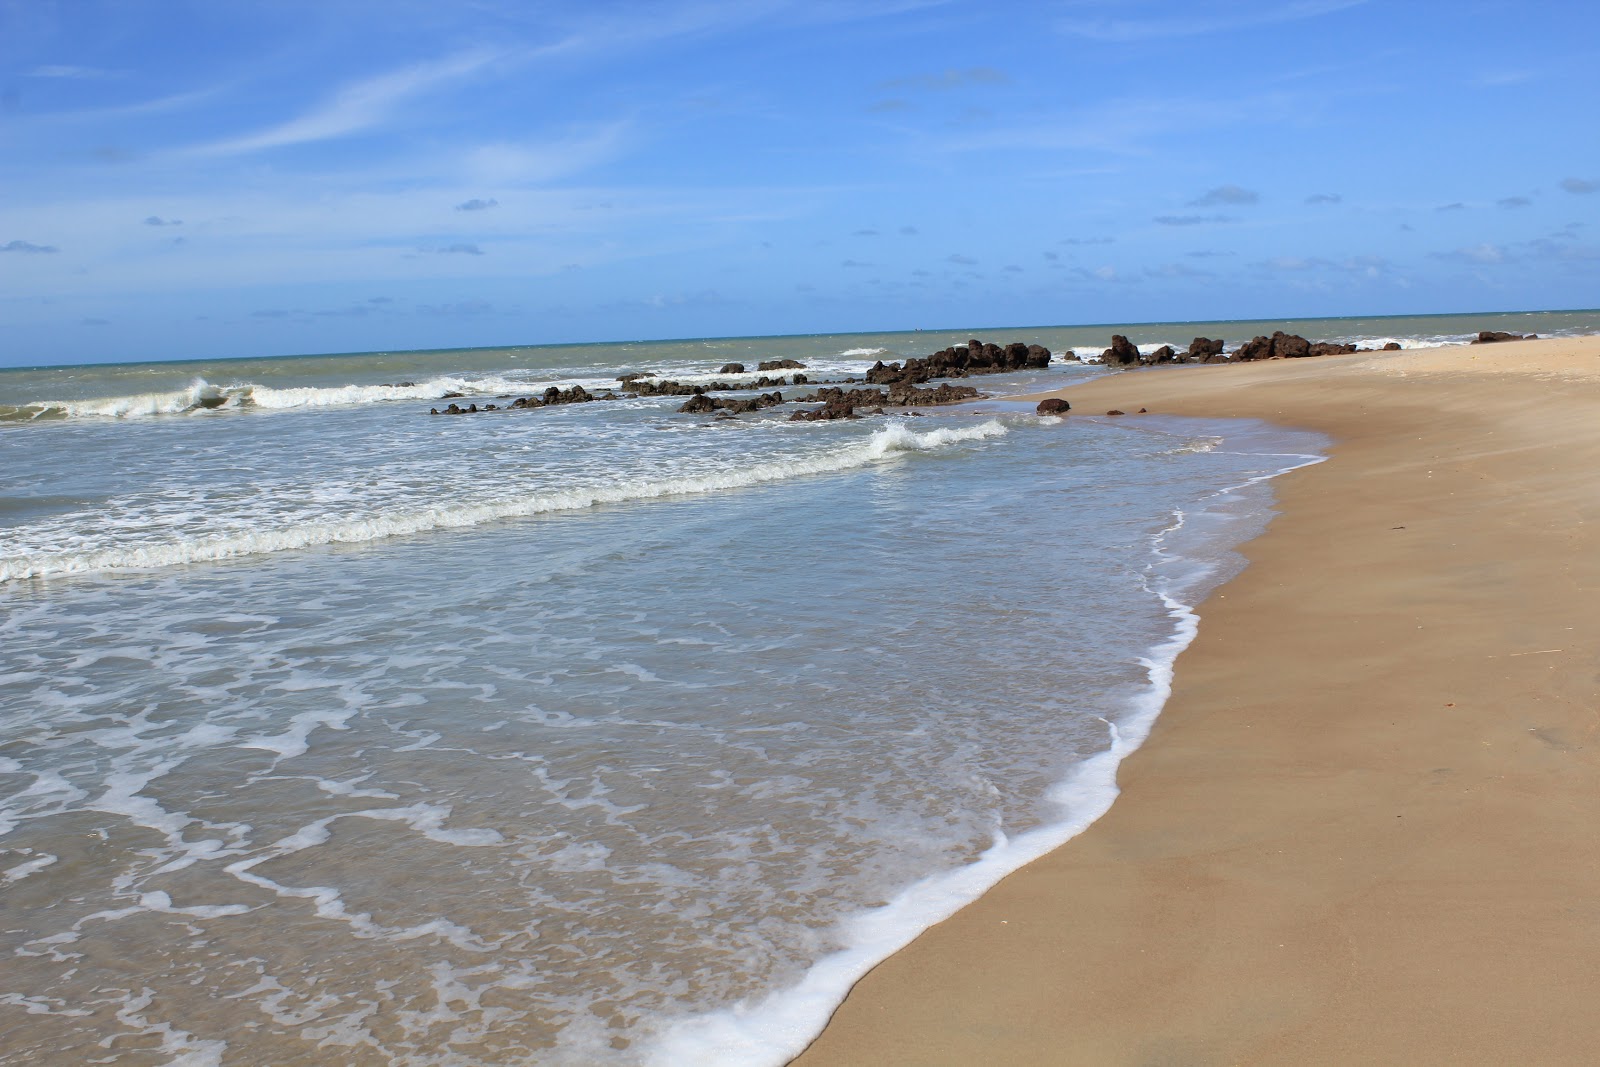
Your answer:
794;334;1600;1065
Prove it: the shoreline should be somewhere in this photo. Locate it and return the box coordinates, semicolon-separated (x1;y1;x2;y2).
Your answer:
793;334;1600;1065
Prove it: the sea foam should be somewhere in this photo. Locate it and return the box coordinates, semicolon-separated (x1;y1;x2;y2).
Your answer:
0;420;1007;582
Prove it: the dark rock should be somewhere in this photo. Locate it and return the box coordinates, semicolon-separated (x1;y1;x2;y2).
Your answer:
1105;409;1125;416
617;371;657;384
1186;337;1226;362
1273;331;1312;359
1471;330;1535;344
1101;335;1141;367
888;382;980;406
1233;335;1274;361
864;338;1050;386
1036;398;1071;415
442;391;466;399
1148;345;1178;364
718;362;746;374
789;399;860;421
795;382;981;408
677;391;785;415
758;358;807;371
1307;341;1358;357
1383;342;1403;351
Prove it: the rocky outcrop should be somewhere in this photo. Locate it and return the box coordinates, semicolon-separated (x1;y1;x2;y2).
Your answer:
430;385;618;414
1471;330;1536;344
718;362;746;374
865;339;1051;386
1186;337;1226;362
1233;332;1357;361
1148;345;1178;364
1036;398;1071;415
891;382;981;406
789;399;863;422
624;375;795;397
1382;342;1403;351
1100;335;1142;367
758;358;807;371
678;391;784;415
514;385;604;407
617;371;657;384
791;381;981;417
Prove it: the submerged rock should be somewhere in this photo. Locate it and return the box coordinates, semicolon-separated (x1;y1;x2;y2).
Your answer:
758;358;807;371
1036;398;1071;415
718;363;746;374
1471;330;1536;344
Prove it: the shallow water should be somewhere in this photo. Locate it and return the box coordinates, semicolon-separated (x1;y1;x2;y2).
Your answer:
2;327;1343;1064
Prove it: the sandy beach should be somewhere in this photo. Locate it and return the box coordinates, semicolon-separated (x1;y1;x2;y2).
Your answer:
794;334;1600;1066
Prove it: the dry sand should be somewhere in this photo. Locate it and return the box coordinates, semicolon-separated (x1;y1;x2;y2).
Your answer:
793;335;1600;1066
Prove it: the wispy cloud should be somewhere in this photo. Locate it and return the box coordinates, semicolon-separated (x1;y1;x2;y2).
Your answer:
144;215;183;226
1;240;59;254
881;67;1008;91
1305;192;1342;205
1561;177;1599;195
456;198;499;212
1155;214;1233;226
1188;184;1258;206
190;48;502;156
25;64;119;79
1432;243;1507;264
425;243;485;256
1497;196;1531;209
1058;0;1368;42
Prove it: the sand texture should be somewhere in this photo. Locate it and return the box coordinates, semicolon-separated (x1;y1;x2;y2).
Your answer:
794;335;1600;1066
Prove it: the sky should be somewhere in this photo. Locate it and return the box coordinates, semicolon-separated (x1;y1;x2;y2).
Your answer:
1;0;1597;367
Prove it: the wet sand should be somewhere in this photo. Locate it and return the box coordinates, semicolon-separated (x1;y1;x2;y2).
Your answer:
794;335;1600;1065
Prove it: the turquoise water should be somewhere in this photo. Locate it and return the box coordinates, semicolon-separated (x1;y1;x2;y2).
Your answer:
0;314;1564;1063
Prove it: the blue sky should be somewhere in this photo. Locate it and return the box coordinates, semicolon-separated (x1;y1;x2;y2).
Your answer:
2;0;1597;366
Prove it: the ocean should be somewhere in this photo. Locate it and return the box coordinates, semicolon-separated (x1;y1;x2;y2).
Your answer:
0;310;1592;1065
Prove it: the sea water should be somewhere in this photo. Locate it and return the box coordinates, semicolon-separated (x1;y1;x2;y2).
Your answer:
0;312;1587;1065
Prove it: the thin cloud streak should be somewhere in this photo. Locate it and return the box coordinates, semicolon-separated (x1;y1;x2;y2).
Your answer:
1058;0;1368;42
187;48;504;156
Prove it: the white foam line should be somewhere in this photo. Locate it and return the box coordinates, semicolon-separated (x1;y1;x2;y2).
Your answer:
0;420;1008;583
639;442;1326;1067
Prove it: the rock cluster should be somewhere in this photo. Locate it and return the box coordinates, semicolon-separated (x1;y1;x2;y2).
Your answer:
1471;330;1536;344
789;399;867;422
788;381;981;421
677;391;785;415
758;358;807;371
865;339;1051;386
623;374;801;397
1232;332;1358;361
431;385;613;414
